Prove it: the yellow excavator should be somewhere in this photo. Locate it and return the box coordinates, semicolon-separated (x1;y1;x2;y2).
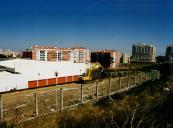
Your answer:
80;62;103;82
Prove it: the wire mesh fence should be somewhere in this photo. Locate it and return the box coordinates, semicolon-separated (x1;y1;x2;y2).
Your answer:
63;88;81;107
3;93;35;123
0;70;160;123
110;77;120;92
83;82;96;101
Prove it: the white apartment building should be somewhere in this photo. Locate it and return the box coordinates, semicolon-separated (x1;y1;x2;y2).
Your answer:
0;49;13;57
72;47;90;63
132;43;156;63
0;49;2;54
57;50;63;61
122;53;130;64
29;45;90;63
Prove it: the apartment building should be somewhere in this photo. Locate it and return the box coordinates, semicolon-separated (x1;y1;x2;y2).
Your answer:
0;49;2;54
72;47;90;63
132;43;156;63
165;45;173;63
31;46;57;61
59;48;73;61
121;53;130;64
22;51;33;59
91;49;121;68
0;49;13;57
0;49;21;58
22;45;89;63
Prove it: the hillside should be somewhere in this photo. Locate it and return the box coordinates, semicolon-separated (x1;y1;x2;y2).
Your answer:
55;79;173;128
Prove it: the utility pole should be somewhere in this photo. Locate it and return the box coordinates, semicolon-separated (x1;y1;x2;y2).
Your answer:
0;94;3;121
119;77;121;89
55;71;59;109
96;81;98;101
108;77;111;95
35;93;38;116
60;88;63;110
81;84;83;103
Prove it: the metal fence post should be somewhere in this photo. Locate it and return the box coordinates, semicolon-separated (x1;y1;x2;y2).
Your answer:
134;75;136;86
35;93;38;116
119;77;121;90
96;81;98;101
128;76;130;88
157;71;160;79
151;73;153;80
56;89;58;110
145;73;147;81
108;77;111;95
0;94;3;121
140;73;142;82
149;73;151;80
81;84;83;103
60;88;64;109
151;72;153;80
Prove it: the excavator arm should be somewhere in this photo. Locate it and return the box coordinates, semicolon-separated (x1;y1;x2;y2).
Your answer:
80;62;103;82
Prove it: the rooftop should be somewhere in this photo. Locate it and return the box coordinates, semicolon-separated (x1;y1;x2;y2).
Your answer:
134;43;155;47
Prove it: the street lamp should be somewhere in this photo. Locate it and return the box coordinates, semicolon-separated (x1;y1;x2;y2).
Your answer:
37;73;40;87
55;71;59;110
55;71;59;86
80;69;82;76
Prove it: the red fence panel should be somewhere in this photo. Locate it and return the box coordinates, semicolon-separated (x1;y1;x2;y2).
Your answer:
58;77;66;84
67;76;72;83
28;81;37;88
48;78;56;85
72;75;80;82
28;75;80;89
38;79;46;87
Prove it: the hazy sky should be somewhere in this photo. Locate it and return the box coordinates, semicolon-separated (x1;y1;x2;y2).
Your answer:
0;0;173;55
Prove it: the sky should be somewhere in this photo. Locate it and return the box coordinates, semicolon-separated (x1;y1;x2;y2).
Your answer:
0;0;173;55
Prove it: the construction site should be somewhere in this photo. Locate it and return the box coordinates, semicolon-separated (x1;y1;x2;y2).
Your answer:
0;58;161;127
0;72;159;124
